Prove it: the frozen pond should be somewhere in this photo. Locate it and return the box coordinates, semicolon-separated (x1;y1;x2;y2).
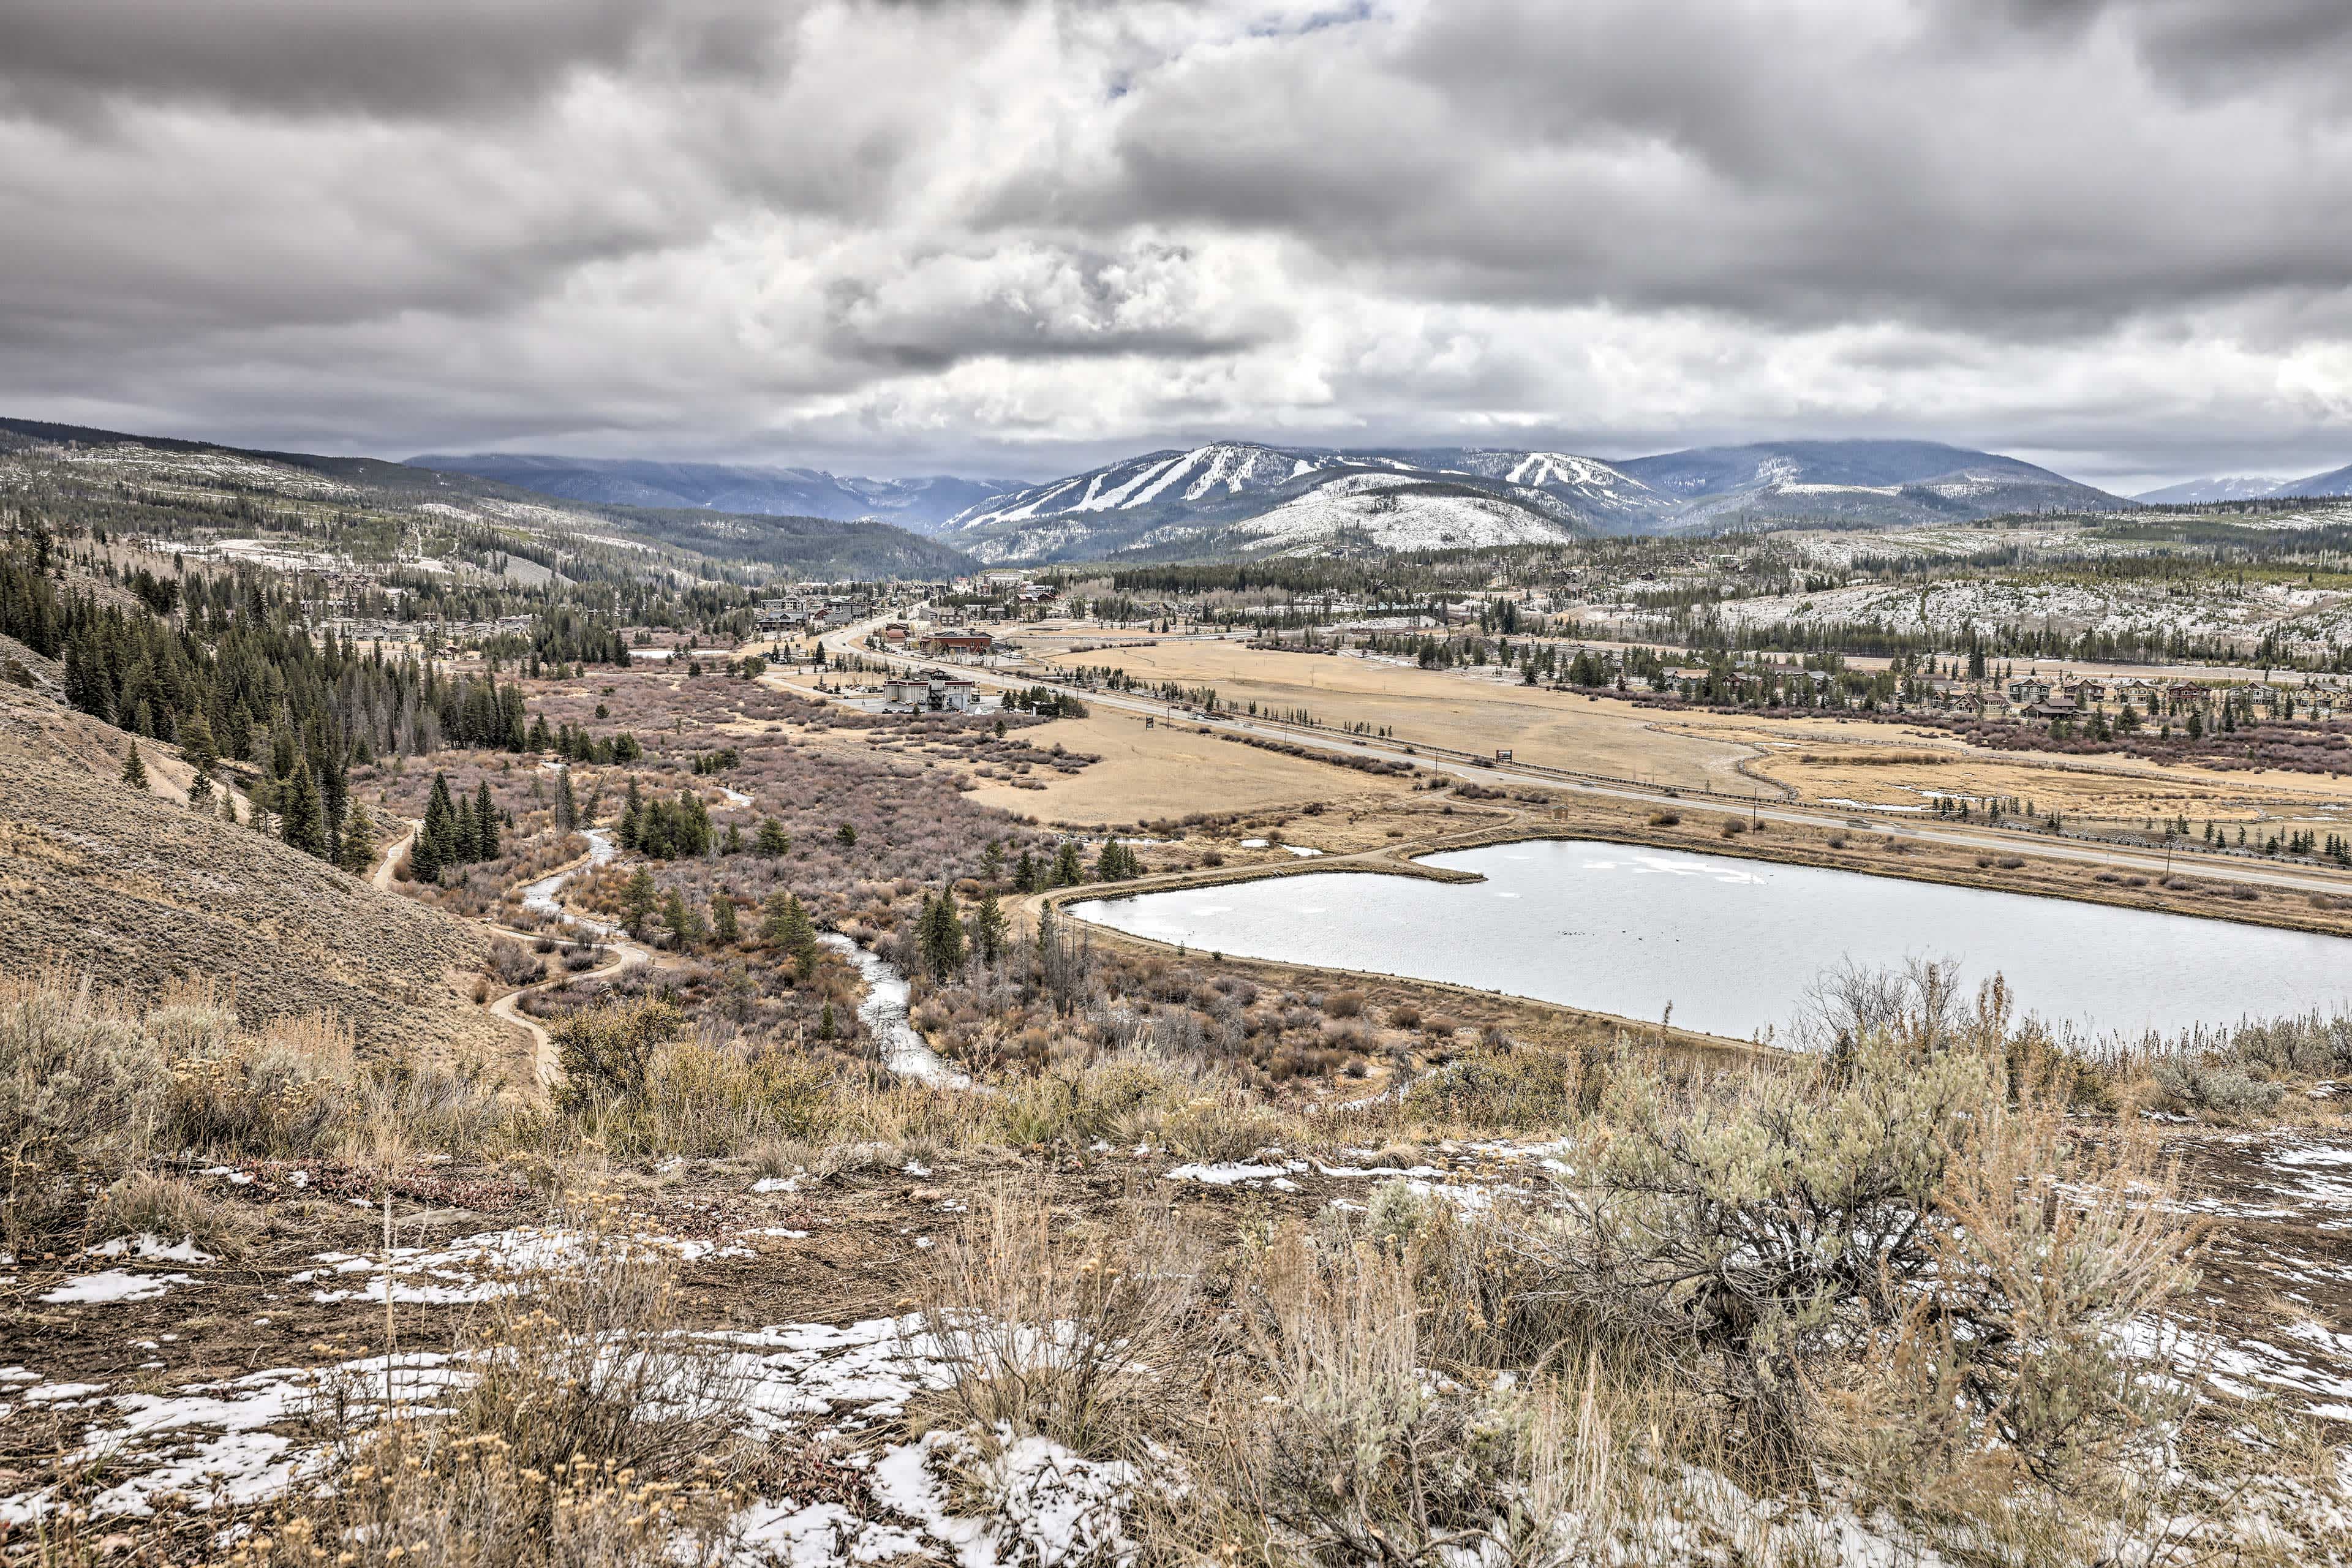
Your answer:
1070;839;2352;1041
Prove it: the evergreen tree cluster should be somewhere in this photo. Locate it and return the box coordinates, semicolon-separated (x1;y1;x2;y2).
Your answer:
615;777;714;859
3;546;537;762
1009;839;1100;891
525;714;643;763
410;772;504;883
1093;840;1145;881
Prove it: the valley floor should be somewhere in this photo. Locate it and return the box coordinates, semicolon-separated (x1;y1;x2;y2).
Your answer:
10;641;2352;1566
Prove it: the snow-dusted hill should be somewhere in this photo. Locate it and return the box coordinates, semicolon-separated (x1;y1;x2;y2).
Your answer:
1221;473;1575;556
2279;461;2352;500
940;442;1657;562
406;453;1014;534
943;442;1344;533
1412;448;1668;526
2135;475;2293;505
2136;465;2352;505
937;437;2130;561
1615;441;2123;529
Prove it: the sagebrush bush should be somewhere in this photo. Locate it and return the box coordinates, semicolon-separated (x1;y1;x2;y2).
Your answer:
164;1011;354;1156
2151;1054;2284;1118
1402;1043;1576;1129
1528;1017;2196;1475
551;997;686;1114
619;1039;844;1156
1226;1223;1517;1562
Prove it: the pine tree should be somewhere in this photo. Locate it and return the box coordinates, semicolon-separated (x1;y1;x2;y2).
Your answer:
1052;839;1085;887
920;892;967;979
620;869;658;938
475;781;500;861
453;796;477;865
618;778;644;849
835;822;857;848
1015;848;1037;892
756;818;791;856
179;709;218;775
554;766;579;832
662;888;699;949
763;891;818;979
221;786;240;826
187;765;214;809
972;892;1007;965
420;772;457;879
121;741;148;790
711;894;739;945
281;764;329;858
337;801;378;874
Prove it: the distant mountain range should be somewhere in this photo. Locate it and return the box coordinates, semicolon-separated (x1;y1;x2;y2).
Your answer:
2;417;975;579
406;453;1017;535
2136;464;2352;505
6;417;2181;570
930;439;2126;564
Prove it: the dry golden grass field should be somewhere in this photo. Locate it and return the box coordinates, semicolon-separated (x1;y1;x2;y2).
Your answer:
1007;628;2352;838
1020;632;1751;790
963;707;1419;822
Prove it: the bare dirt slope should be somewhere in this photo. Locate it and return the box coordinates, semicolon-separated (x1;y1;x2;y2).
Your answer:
0;686;510;1065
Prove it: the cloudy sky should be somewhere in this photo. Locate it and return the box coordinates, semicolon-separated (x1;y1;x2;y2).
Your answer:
4;0;2351;491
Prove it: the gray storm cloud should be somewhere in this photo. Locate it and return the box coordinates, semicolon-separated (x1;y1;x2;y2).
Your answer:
0;0;2346;489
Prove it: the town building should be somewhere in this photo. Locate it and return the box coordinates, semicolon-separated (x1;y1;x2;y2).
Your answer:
919;631;995;659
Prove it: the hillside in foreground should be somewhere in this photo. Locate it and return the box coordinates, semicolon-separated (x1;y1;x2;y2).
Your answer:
0;677;508;1065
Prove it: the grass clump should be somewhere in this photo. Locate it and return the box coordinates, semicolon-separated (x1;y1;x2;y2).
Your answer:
270;1212;750;1568
921;1185;1205;1460
0;968;164;1249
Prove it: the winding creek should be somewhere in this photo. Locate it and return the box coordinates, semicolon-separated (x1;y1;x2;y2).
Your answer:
507;829;963;1086
1071;839;2352;1042
517;828;622;936
818;934;970;1087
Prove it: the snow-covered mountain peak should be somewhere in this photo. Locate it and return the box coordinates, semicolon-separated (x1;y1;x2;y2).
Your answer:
943;441;1334;532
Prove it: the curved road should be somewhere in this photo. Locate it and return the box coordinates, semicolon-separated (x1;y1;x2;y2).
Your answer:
368;813;649;1087
795;610;2352;904
371;818;417;891
480;924;649;1087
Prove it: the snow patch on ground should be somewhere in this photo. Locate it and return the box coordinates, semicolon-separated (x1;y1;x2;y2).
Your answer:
87;1234;216;1264
39;1270;192;1304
